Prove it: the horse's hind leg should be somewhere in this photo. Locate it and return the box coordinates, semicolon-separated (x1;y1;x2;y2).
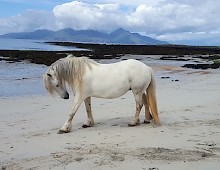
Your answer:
82;97;94;128
128;90;143;126
142;93;153;123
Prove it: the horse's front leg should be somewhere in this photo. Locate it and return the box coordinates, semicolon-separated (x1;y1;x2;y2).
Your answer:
58;96;83;134
82;97;94;128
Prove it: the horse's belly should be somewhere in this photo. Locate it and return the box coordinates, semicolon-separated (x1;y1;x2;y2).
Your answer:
93;88;129;99
91;80;130;99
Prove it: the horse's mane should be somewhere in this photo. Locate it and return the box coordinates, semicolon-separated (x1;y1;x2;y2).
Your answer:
44;55;98;94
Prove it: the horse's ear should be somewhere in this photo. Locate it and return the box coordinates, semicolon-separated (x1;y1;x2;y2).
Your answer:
47;73;52;77
67;54;73;58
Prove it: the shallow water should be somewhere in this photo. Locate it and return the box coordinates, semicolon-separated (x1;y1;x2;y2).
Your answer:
0;55;195;97
0;38;84;51
0;60;47;97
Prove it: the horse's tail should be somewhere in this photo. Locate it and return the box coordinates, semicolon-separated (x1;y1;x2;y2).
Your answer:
146;68;160;125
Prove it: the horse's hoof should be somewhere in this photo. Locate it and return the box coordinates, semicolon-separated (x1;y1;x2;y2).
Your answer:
57;129;69;134
82;124;91;128
128;123;136;127
143;120;151;124
128;122;140;127
128;119;140;127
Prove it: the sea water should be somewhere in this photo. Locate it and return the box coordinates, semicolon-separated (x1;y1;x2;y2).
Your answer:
0;55;186;97
0;40;193;98
0;38;87;97
0;60;47;97
0;38;84;51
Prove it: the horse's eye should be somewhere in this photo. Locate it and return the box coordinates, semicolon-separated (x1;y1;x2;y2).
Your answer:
56;84;59;87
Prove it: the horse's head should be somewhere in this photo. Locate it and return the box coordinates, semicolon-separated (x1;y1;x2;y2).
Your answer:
43;68;69;99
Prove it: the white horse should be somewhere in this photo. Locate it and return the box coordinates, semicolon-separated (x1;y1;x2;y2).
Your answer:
43;55;160;134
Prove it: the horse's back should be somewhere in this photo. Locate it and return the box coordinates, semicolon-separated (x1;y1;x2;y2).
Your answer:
103;59;150;72
124;59;151;72
92;59;152;84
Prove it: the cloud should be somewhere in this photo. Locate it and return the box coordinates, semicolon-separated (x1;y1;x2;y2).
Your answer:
53;1;123;32
52;1;220;34
0;10;56;34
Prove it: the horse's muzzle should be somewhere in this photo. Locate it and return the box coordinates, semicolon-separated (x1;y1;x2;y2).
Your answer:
63;92;69;99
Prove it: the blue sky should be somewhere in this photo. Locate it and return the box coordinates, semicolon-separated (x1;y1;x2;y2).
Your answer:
0;0;220;46
0;0;69;16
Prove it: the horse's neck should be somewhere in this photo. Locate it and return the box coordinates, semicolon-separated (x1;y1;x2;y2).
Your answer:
61;57;99;85
62;59;84;86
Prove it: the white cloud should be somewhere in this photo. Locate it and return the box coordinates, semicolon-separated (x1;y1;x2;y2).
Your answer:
53;1;123;32
52;1;220;34
0;10;56;34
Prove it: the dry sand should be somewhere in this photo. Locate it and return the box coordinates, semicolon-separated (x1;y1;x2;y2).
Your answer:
0;58;220;170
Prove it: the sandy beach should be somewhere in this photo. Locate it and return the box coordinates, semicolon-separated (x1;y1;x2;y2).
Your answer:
0;55;220;170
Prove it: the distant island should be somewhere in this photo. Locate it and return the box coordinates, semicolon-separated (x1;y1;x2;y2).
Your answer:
0;28;168;45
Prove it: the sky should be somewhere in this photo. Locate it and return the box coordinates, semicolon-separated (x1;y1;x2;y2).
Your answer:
0;0;220;46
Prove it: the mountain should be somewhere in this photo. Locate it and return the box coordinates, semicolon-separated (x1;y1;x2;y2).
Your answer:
109;28;166;44
0;28;168;45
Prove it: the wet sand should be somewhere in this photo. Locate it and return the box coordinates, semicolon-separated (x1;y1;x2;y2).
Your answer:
0;56;220;170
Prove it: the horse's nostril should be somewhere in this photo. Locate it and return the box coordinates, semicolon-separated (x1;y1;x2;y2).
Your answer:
63;92;69;99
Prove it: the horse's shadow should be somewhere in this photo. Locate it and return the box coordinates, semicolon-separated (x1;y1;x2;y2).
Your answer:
75;115;152;132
